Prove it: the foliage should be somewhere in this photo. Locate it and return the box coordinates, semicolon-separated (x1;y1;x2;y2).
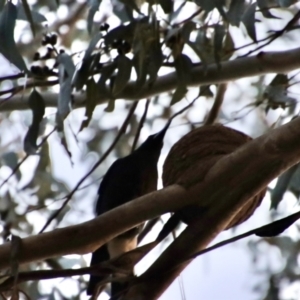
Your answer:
0;0;299;299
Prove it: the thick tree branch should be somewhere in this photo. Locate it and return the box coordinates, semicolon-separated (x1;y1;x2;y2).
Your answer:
0;117;300;295
2;47;300;111
123;116;300;299
0;185;186;270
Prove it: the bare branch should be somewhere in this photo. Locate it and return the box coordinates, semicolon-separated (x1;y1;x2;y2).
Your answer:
204;83;227;125
2;48;300;111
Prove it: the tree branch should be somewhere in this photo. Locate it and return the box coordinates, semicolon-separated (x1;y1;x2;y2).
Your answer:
204;83;227;125
122;116;300;299
2;47;300;111
0;117;300;299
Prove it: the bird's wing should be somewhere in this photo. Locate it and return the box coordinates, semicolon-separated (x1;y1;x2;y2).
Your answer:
95;155;142;215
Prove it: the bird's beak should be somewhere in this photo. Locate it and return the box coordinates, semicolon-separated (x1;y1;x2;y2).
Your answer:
153;119;172;140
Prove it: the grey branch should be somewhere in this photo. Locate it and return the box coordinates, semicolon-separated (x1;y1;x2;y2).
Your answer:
2;47;300;111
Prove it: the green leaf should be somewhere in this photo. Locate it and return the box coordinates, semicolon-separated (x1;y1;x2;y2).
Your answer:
58;53;75;78
118;0;142;13
84;32;103;60
276;0;297;7
24;89;46;154
181;21;196;42
269;73;289;86
56;53;75;128
147;46;163;85
213;24;225;65
20;0;35;36
17;4;47;23
0;2;28;72
227;0;245;26
270;165;298;210
257;0;280;19
98;62;117;112
87;0;102;34
104;98;115;112
256;212;300;237
171;85;188;105
112;55;132;96
0;0;5;12
263;74;295;110
112;0;133;22
193;0;220;11
174;53;193;85
242;3;257;42
159;0;173;14
104;23;135;46
193;0;226;17
79;78;98;131
200;85;214;97
1;152;21;180
72;32;102;90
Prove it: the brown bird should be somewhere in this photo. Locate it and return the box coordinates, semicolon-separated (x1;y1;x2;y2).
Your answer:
87;120;171;299
157;125;266;241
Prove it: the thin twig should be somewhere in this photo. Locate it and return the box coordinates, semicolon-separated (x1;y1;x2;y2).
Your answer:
39;102;139;233
241;10;300;58
173;8;203;26
0;263;130;292
131;99;150;152
0;73;25;82
0;128;56;189
204;83;227;125
0;80;58;97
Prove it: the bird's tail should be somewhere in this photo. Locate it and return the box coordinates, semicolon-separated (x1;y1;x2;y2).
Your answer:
110;275;132;300
87;245;110;296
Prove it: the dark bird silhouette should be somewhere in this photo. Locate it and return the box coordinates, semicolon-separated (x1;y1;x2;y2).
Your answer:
87;120;171;298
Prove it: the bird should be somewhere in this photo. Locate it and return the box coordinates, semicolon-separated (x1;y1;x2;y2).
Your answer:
87;120;171;299
156;125;266;242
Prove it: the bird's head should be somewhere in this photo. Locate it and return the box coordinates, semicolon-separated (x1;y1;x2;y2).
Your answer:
137;119;171;152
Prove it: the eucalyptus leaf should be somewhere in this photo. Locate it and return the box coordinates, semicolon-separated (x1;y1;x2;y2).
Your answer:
0;2;28;72
112;54;132;96
242;3;257;42
56;53;75;128
147;46;163;84
87;0;102;34
17;5;47;23
24;89;46;154
270;164;298;209
0;0;5;12
72;32;102;90
257;0;280;19
20;0;35;36
174;53;193;85
256;212;300;237
1;152;21;180
159;0;173;14
112;0;133;22
171;85;188;105
79;78;98;131
227;0;245;26
276;0;297;7
213;24;225;64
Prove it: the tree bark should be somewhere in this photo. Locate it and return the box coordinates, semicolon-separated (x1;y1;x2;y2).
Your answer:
1;47;300;111
0;117;300;300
